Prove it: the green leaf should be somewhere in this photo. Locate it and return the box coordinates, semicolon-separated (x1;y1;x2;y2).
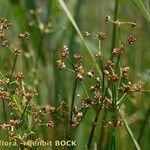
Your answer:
119;110;141;150
131;0;150;22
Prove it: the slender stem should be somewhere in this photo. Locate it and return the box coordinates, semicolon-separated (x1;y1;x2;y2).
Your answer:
99;40;105;93
65;67;75;73
87;83;110;149
87;113;99;149
69;78;78;138
111;0;119;59
100;59;105;93
58;0;102;78
110;130;116;150
137;107;150;145
119;110;141;150
81;81;89;97
117;92;134;106
67;57;75;70
115;54;121;72
20;100;30;120
111;81;117;150
2;100;7;122
71;81;89;133
10;55;17;80
54;114;68;127
0;47;3;73
98;110;107;148
72;109;88;133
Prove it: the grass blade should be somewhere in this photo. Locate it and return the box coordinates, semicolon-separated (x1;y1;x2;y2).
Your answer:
57;0;102;77
9;0;27;28
131;0;150;22
119;110;141;150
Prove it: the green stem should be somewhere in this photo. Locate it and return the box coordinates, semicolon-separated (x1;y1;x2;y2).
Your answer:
100;59;105;93
111;0;119;59
98;110;107;148
81;81;89;97
87;83;110;149
10;55;17;80
2;100;7;122
119;110;141;150
137;107;150;145
71;81;89;133
67;57;75;70
20;100;30;120
111;81;117;150
69;78;78;138
72;109;88;133
54;113;68;127
87;113;99;149
0;47;3;73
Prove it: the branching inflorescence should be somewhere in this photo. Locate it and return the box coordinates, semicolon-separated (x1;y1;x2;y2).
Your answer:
0;15;143;149
56;15;142;149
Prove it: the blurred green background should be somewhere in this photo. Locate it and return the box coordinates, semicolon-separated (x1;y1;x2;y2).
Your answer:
0;0;149;150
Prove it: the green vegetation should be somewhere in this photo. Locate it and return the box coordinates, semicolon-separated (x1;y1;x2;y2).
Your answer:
0;0;149;150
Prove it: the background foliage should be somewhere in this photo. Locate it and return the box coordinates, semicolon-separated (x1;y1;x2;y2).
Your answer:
0;0;149;150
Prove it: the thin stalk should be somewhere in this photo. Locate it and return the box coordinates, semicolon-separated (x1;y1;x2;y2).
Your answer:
20;100;30;120
35;32;45;68
3;54;17;122
111;81;117;150
115;54;121;72
111;131;116;150
98;110;107;149
117;92;134;106
69;78;78;138
87;83;110;149
2;100;7;122
111;0;119;59
69;0;84;60
71;81;89;133
67;57;75;70
65;67;75;73
0;47;3;73
10;55;17;80
54;114;68;127
100;59;105;93
119;110;141;150
58;0;102;78
87;112;100;149
72;109;88;133
99;40;105;93
117;93;128;105
137;107;150;145
81;81;89;97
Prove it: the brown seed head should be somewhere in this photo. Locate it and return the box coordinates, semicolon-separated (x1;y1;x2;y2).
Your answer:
81;98;92;109
97;32;106;40
112;48;122;55
74;54;83;62
127;35;136;44
14;47;22;56
105;60;115;69
60;45;69;58
15;72;24;81
1;40;8;47
0;91;9;99
56;60;66;70
19;31;30;40
47;120;54;128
